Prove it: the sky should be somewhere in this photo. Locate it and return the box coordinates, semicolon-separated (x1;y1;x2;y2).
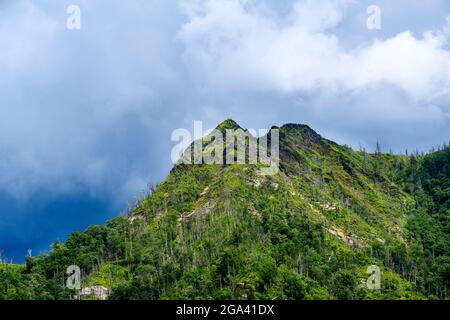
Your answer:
1;0;450;262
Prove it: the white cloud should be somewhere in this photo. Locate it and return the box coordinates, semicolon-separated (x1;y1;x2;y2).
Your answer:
179;0;450;106
350;31;450;102
0;1;57;72
290;0;351;31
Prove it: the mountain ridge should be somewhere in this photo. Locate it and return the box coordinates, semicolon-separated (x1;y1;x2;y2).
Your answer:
1;119;448;300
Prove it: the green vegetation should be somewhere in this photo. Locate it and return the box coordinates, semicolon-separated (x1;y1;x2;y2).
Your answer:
0;120;448;300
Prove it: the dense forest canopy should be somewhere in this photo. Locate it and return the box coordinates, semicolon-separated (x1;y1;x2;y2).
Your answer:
1;121;449;300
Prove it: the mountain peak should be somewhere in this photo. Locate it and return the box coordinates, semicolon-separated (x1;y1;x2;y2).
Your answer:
215;119;243;131
280;123;315;133
279;123;326;144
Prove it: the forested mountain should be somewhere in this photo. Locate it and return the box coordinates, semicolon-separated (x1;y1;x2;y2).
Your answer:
1;120;448;300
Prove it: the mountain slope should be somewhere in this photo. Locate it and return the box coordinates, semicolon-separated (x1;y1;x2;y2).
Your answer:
1;120;448;300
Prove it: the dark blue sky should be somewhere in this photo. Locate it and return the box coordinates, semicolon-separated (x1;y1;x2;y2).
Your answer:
1;0;450;262
0;192;112;262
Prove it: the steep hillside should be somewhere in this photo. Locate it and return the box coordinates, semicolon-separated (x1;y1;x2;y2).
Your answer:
1;120;448;300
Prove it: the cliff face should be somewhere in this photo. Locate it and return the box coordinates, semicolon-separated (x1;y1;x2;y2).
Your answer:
1;120;448;300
